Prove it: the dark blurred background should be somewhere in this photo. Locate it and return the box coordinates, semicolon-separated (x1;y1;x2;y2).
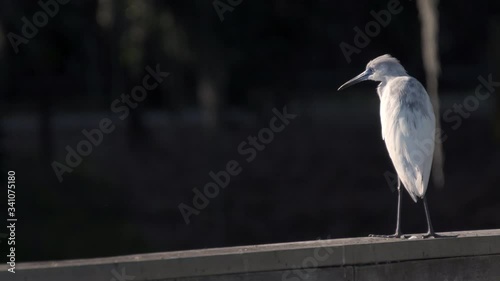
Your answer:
0;0;499;262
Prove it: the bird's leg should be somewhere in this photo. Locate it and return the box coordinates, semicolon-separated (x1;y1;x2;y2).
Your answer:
369;178;406;238
394;177;403;237
422;196;456;239
422;196;439;238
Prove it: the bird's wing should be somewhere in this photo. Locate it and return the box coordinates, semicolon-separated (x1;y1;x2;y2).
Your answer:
380;77;435;202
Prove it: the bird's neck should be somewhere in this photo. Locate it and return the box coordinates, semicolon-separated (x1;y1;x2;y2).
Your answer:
381;73;406;82
376;82;386;100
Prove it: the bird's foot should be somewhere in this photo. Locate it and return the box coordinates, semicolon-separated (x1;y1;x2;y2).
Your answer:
422;232;457;239
369;233;407;239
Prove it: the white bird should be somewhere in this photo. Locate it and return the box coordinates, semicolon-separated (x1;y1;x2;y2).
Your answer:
338;54;444;238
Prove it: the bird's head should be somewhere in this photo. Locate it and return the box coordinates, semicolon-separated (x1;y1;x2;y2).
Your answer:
337;54;407;91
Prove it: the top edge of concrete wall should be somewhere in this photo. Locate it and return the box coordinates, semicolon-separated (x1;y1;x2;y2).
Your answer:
2;229;500;281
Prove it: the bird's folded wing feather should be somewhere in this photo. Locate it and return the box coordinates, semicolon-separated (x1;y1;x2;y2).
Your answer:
381;77;435;201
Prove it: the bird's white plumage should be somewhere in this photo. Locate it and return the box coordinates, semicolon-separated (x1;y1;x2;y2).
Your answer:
338;54;437;203
338;54;441;236
379;76;435;202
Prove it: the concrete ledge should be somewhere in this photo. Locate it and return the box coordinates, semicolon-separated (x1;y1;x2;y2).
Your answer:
1;229;500;281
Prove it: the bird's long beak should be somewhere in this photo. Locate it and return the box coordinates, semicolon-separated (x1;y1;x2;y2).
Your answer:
337;69;371;91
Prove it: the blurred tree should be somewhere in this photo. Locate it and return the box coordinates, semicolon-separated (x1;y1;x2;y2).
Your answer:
156;5;193;111
193;1;227;131
0;1;56;163
121;0;154;145
417;0;445;188
97;0;126;102
82;0;105;105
